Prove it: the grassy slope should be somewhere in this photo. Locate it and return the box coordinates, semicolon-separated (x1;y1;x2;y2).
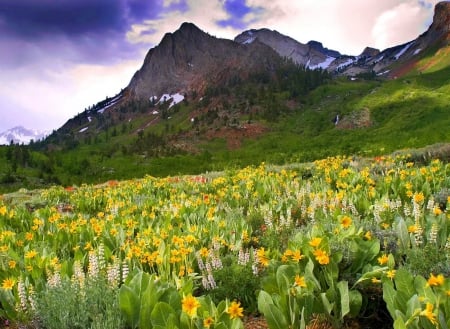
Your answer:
1;63;450;191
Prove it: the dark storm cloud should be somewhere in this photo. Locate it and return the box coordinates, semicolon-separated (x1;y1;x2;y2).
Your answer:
0;0;187;67
0;0;161;39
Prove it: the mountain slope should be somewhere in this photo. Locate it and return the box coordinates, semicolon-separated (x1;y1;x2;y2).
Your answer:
127;22;282;101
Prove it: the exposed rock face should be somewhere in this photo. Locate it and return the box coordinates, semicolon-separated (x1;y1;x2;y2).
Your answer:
427;1;450;43
128;23;281;100
234;28;340;68
359;47;380;58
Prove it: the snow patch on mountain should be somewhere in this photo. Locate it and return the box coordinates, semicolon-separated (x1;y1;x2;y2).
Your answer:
394;42;413;60
0;126;49;145
158;93;185;108
309;56;335;70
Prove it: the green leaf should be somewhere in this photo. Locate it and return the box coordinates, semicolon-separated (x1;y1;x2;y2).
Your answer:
337;281;350;319
151;302;177;329
264;304;288;329
414;276;437;305
382;280;397;318
394;268;415;297
320;292;334;315
395;217;410;251
276;265;295;292
393;317;407;329
348;290;362;317
119;285;140;328
258;290;274;315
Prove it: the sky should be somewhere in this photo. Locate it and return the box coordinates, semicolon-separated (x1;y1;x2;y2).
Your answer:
0;0;446;132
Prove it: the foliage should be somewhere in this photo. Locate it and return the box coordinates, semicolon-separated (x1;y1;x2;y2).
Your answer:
0;155;449;328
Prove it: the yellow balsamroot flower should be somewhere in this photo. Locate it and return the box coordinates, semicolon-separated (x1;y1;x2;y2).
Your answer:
294;275;307;288
340;216;352;228
1;277;15;290
309;237;322;248
0;205;7;216
427;273;445;287
203;317;214;328
413;192;425;204
377;254;389;265
420;302;437;325
371;277;381;284
291;250;305;262
408;225;417;233
313;249;330;265
257;247;270;267
433;207;442;216
24;250;37;259
8;260;16;269
386;270;396;280
364;231;372;240
182;294;200;318
227;301;244;319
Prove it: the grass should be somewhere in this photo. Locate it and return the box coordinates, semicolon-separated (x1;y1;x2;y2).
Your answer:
1;65;450;193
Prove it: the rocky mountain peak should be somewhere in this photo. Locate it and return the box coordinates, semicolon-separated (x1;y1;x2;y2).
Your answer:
359;47;380;58
127;22;281;101
428;1;450;42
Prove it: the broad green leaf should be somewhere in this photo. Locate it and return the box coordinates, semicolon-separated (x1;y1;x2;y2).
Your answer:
348;290;362;317
394;268;415;297
320;292;334;315
258;290;274;315
393;317;407;329
264;304;288;329
276;265;295;293
395;217;410;251
151;302;178;329
405;295;421;318
118;285;140;328
382;280;397;318
414;276;437;305
337;281;350;319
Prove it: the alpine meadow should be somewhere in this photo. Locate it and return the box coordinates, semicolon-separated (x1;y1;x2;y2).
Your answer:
1;2;450;329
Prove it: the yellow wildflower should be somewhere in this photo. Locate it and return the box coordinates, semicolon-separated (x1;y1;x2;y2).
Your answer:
427;273;445;287
291;250;305;262
313;249;330;265
227;301;244;319
420;302;437;325
25;250;37;259
203;317;214;328
309;237;322;248
182;294;200;318
294;275;307;288
1;277;15;290
377;254;389;265
340;216;352;228
413;192;425;204
386;270;396;280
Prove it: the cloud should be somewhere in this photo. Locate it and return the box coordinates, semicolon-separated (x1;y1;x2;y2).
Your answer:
0;0;444;131
372;1;437;49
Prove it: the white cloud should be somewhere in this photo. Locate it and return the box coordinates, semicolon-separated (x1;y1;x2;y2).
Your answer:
0;60;139;131
372;2;432;49
0;0;442;131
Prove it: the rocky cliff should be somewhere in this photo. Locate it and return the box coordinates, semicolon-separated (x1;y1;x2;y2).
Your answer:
127;22;282;101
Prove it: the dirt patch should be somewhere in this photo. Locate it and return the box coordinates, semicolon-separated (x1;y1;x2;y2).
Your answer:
204;123;268;149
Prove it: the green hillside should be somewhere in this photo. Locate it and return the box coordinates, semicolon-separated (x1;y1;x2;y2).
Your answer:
1;62;450;192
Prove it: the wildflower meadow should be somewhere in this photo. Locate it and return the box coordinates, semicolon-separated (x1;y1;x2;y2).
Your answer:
0;155;449;329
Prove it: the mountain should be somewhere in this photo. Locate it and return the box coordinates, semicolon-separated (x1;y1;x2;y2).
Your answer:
0;126;49;145
127;22;282;101
2;2;450;190
234;28;341;69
